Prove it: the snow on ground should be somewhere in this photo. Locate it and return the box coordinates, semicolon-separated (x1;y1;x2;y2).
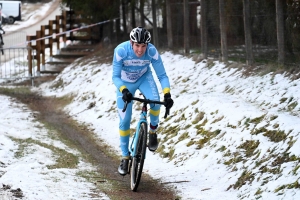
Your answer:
0;1;108;199
0;95;109;200
0;0;300;199
34;52;300;199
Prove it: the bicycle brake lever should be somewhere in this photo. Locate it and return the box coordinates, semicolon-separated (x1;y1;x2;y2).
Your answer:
122;101;128;112
164;108;170;119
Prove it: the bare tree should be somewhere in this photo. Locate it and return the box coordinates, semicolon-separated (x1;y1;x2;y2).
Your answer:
152;0;158;46
131;0;136;28
200;0;208;59
243;0;253;66
121;0;127;34
219;0;228;62
166;0;173;49
276;0;284;64
140;0;145;27
112;0;121;43
183;0;190;55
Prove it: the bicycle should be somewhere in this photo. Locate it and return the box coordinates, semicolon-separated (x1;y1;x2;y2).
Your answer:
122;94;170;191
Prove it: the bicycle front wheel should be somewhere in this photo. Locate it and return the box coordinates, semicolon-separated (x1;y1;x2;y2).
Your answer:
130;122;148;191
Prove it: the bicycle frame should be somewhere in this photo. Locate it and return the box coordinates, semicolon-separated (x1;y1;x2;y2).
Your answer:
129;103;148;157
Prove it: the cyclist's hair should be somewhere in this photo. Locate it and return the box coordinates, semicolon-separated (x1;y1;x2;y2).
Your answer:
129;27;151;44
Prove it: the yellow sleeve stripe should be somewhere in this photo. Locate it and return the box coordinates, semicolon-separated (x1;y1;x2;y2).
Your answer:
163;88;170;94
119;85;127;93
119;129;131;137
150;108;160;116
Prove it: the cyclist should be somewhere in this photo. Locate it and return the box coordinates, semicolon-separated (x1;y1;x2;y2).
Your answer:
112;27;174;176
0;24;5;45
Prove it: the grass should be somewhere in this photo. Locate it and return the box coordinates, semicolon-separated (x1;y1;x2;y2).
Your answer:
49;78;64;89
0;86;31;96
228;170;255;190
10;137;79;169
249;114;266;125
238;140;260;157
275;181;300;193
251;127;288;142
192;112;205;124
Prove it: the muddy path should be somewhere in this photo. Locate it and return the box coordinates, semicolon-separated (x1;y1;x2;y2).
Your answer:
4;88;178;200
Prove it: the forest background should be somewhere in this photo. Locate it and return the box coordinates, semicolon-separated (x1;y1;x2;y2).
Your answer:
54;0;300;72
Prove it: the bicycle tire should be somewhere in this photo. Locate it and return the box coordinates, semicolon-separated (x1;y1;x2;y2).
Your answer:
130;122;147;191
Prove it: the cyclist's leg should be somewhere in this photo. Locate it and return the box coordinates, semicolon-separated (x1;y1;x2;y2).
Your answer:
116;84;138;157
139;71;161;130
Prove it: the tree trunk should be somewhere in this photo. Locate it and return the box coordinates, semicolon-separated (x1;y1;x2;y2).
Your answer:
121;0;127;34
219;0;228;62
243;0;253;66
166;0;173;49
152;0;158;47
200;0;208;59
140;0;145;27
183;0;190;55
131;0;136;28
114;0;121;42
276;0;284;65
190;2;199;37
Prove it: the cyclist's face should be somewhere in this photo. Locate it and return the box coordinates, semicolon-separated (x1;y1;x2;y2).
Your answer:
131;41;147;57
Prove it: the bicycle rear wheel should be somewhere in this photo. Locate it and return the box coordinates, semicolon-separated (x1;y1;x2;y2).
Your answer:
130;122;148;191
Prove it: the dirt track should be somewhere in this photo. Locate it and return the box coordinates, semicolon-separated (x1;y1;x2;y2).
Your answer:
2;1;178;198
6;89;178;199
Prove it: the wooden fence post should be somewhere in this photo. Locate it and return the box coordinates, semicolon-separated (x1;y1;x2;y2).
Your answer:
36;30;41;74
67;10;75;42
26;9;102;74
49;20;54;57
62;11;67;46
41;25;46;70
26;35;33;77
55;15;60;50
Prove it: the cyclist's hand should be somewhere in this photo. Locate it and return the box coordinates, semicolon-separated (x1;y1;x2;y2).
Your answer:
122;88;133;102
164;93;174;109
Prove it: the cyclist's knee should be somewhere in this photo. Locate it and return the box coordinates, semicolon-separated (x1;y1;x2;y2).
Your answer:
151;103;161;110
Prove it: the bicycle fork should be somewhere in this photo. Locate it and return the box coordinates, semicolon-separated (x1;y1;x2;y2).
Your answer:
129;117;147;156
128;104;148;174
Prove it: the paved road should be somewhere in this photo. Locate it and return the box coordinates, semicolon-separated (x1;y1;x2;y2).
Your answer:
0;0;62;77
3;0;61;48
25;2;61;36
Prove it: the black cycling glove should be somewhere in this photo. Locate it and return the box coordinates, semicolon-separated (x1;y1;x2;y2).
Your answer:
122;88;133;102
164;93;174;109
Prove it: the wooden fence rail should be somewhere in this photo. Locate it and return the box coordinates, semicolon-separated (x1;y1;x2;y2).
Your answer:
26;10;101;76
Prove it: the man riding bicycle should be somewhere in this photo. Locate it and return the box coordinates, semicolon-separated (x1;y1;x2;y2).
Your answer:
0;24;5;45
112;27;174;176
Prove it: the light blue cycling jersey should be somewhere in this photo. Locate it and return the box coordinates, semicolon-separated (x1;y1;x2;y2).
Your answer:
112;41;171;157
112;41;170;93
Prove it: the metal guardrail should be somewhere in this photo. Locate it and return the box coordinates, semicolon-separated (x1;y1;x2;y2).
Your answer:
26;10;104;75
0;46;35;86
0;10;111;87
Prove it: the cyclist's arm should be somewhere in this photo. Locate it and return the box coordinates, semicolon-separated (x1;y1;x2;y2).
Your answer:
112;47;127;92
148;45;171;94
